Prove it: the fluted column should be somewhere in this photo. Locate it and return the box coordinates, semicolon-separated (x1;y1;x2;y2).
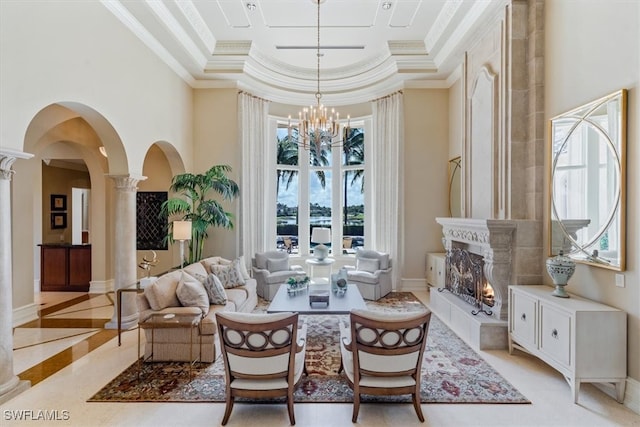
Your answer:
0;149;32;404
105;175;145;330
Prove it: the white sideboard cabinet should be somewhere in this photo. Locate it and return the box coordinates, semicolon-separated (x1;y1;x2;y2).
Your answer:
426;252;446;288
508;285;626;403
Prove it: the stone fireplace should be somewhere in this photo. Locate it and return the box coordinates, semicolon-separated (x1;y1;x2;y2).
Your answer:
431;218;542;349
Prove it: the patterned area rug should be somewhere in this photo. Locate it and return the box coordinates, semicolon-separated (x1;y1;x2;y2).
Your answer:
89;292;529;404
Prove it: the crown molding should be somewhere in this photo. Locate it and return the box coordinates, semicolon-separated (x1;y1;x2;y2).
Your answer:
100;0;195;86
175;0;216;54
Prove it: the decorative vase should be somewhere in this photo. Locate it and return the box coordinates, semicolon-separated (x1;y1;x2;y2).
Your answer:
546;250;575;298
336;278;347;296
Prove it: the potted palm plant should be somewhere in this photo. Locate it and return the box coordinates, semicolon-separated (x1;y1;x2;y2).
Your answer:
160;164;239;264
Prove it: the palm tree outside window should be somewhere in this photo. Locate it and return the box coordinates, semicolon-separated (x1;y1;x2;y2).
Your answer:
276;122;366;255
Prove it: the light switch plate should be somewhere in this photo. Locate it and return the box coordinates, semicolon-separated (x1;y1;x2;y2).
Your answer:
615;274;625;288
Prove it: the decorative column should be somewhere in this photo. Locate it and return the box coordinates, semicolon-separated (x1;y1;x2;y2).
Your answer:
104;175;145;330
0;149;32;404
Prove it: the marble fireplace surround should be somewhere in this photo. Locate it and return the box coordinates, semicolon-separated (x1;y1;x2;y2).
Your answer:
432;217;542;350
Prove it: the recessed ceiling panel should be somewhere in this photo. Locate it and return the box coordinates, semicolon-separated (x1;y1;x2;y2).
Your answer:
216;0;251;28
260;0;377;28
388;1;421;28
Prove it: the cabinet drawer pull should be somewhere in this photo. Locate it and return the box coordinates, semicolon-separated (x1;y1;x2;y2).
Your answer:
521;313;526;321
551;329;559;339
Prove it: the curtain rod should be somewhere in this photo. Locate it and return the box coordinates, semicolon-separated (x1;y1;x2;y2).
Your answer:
238;91;270;102
370;90;403;103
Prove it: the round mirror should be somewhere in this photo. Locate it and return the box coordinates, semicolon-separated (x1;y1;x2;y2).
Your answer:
549;90;626;270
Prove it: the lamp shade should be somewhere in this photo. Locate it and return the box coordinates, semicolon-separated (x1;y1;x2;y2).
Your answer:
173;220;192;241
311;227;331;244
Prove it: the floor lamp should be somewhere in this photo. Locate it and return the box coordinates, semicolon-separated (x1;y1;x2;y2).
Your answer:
173;220;192;269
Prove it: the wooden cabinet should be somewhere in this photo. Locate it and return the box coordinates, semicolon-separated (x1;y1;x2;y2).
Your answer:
40;244;91;291
509;285;626;403
426;252;446;288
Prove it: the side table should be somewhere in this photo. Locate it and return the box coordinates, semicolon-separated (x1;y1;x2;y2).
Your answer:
138;313;202;380
117;286;144;346
305;258;335;284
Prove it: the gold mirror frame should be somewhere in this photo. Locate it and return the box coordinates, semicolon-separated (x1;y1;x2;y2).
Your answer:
448;156;462;217
548;89;627;271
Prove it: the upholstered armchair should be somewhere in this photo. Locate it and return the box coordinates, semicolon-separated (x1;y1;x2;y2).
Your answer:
343;249;392;300
339;309;432;423
216;311;307;425
252;251;307;300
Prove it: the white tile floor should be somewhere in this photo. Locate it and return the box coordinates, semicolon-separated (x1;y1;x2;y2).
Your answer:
2;290;639;427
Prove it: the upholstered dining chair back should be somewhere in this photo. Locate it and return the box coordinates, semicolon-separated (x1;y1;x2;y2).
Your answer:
339;309;431;423
215;311;307;425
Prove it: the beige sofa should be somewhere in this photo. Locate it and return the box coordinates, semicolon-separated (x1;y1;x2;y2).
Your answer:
136;256;257;363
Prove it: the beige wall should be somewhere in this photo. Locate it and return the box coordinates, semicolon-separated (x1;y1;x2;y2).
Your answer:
403;89;450;278
193;89;241;260
545;0;639;381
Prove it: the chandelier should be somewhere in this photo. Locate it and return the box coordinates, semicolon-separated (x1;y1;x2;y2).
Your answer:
288;0;349;151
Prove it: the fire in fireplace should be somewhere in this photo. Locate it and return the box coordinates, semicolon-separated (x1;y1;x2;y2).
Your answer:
441;248;494;316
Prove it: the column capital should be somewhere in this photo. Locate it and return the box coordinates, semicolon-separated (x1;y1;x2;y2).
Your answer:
0;149;34;181
108;174;147;191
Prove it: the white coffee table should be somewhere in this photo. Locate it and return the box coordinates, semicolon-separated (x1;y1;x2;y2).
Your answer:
267;283;366;315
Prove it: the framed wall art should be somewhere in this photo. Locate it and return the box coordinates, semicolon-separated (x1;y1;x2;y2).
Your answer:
51;213;67;229
51;194;67;211
136;191;168;250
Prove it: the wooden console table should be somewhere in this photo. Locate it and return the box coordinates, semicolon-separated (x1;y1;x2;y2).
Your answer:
39;244;91;292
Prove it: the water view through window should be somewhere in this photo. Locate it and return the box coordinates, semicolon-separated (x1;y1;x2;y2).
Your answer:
276;126;365;254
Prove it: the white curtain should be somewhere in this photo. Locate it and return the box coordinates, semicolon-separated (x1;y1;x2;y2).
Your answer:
238;92;271;262
370;92;404;288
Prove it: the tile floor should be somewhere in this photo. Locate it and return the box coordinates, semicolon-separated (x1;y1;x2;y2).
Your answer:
2;290;639;426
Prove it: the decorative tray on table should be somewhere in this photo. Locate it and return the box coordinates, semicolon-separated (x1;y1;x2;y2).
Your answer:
286;276;310;295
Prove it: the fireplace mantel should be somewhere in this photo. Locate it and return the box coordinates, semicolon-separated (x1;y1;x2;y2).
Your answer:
431;218;542;349
436;217;542;321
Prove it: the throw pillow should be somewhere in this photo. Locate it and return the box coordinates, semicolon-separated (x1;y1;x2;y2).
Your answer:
203;273;227;305
192;273;227;305
267;257;289;272
211;258;246;289
176;272;209;316
237;255;251;280
143;270;181;310
357;257;380;273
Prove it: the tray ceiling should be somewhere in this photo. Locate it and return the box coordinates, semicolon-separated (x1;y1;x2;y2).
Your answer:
104;0;505;104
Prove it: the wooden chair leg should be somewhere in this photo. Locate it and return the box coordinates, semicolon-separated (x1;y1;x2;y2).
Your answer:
412;392;425;423
221;395;235;425
287;392;296;425
352;393;360;423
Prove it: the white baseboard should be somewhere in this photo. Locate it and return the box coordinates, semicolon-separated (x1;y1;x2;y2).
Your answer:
399;278;428;292
13;303;38;328
89;279;114;294
594;376;640;415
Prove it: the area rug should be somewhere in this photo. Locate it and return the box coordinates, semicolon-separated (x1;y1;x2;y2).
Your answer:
89;293;529;404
